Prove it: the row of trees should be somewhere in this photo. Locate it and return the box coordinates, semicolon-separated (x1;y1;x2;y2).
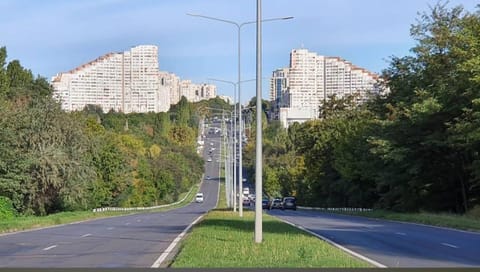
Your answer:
244;3;480;213
0;47;214;216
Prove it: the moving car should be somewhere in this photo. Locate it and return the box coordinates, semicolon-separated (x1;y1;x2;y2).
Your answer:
195;193;204;203
261;198;270;209
281;196;297;210
269;198;282;210
242;196;250;206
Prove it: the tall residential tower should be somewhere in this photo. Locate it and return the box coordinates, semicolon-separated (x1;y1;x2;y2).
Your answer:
52;45;216;113
270;48;385;127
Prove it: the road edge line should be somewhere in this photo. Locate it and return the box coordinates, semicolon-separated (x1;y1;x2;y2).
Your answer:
150;213;205;268
276;216;387;268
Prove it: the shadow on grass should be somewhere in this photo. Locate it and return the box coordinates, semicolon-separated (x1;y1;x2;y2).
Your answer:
196;217;312;237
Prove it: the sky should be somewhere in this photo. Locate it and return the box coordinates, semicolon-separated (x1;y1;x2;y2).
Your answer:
1;0;477;104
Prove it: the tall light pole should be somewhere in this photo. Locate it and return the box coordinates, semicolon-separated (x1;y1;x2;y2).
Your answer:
203;107;235;208
189;13;293;217
255;0;263;243
208;78;257;215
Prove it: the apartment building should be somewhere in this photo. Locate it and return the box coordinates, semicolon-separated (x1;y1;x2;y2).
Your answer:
52;45;216;113
270;48;385;127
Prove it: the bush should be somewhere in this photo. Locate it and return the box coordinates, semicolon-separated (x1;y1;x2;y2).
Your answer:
0;196;16;220
466;205;480;219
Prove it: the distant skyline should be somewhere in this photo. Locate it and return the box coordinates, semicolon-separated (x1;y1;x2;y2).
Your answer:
1;0;477;103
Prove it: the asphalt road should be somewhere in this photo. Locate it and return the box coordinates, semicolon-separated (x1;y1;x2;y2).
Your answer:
0;127;220;268
268;209;480;267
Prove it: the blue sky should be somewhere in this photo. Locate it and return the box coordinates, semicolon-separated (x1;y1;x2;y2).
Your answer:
1;0;477;103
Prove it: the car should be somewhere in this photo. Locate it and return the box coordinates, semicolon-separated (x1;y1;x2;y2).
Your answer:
207;157;212;162
242;196;250;206
269;198;282;210
281;196;297;210
261;198;270;209
195;193;204;203
206;175;210;180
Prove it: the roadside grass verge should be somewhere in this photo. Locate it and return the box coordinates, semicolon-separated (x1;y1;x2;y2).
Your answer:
0;184;199;234
325;209;480;232
171;183;371;268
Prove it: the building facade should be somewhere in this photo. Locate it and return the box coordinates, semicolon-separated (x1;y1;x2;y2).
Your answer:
270;48;385;127
52;45;216;113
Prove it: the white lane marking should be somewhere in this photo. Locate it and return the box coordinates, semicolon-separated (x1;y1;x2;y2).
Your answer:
136;219;141;222
151;214;206;268
125;222;131;225
81;233;92;238
395;232;407;236
441;243;459;249
107;227;114;230
275;218;387;268
43;245;58;251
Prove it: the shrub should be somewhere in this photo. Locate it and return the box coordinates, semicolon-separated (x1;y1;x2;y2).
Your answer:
466;205;480;219
0;196;16;220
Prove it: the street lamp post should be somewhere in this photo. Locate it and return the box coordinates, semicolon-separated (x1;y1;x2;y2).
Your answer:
255;0;263;244
203;107;235;208
188;13;293;218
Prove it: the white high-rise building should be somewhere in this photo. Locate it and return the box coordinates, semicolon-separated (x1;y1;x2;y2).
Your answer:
52;45;216;113
270;48;385;127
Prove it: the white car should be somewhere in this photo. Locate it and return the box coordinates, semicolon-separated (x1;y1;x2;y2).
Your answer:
195;193;204;203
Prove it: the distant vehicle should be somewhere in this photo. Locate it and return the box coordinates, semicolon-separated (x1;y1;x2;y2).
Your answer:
281;197;297;210
262;198;270;209
206;175;210;180
207;157;212;162
242;196;250;206
269;198;282;210
195;193;204;203
243;187;249;195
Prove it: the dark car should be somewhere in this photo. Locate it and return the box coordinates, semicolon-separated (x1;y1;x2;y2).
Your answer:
261;198;270;209
269;198;282;210
281;197;297;210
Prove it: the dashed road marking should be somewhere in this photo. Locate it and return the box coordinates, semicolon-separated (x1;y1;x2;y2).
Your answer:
43;245;58;251
395;232;407;236
107;227;114;230
441;243;459;249
81;233;92;238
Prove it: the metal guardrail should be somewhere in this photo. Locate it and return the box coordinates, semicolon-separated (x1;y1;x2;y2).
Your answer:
92;185;197;213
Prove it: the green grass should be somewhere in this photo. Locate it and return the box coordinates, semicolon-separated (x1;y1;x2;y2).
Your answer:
171;183;371;268
0;184;199;234
333;209;480;232
171;211;370;268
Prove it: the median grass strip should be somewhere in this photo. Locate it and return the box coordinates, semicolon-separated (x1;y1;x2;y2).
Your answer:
172;182;370;268
171;210;370;268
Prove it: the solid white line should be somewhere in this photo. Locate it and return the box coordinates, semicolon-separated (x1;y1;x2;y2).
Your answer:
42;245;58;251
151;214;206;268
441;242;459;249
81;233;92;238
276;218;387;268
395;232;407;236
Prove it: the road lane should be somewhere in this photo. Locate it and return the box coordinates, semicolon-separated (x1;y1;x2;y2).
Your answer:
0;177;218;268
269;209;480;267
